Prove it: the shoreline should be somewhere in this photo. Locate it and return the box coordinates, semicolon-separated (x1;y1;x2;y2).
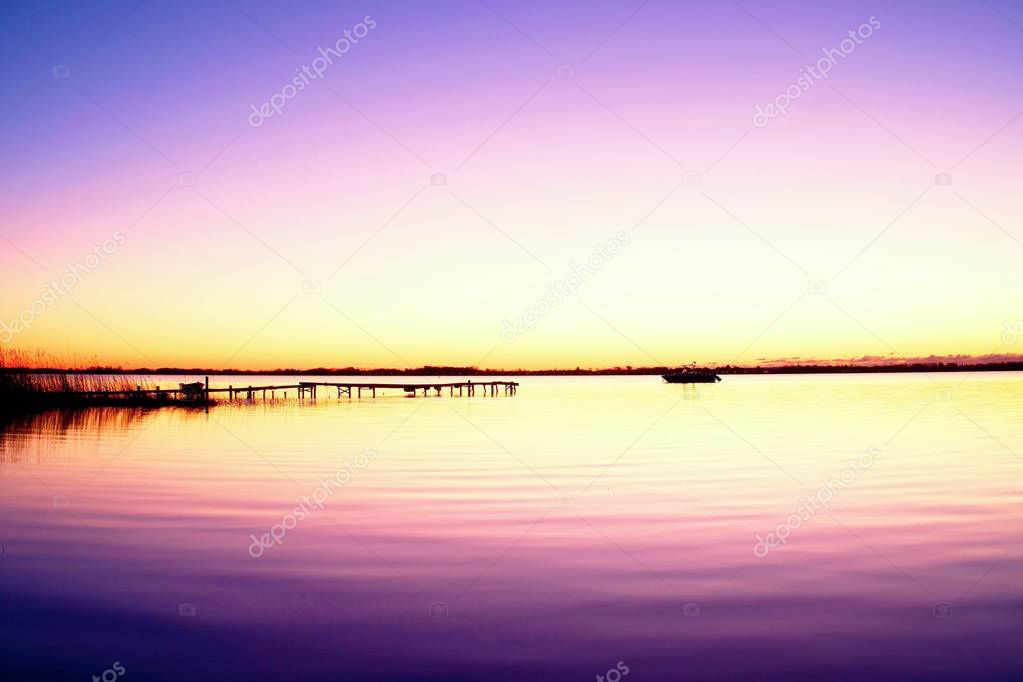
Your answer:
3;362;1023;377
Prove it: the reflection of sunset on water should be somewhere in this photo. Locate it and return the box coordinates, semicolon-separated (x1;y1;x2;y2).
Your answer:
2;374;1020;679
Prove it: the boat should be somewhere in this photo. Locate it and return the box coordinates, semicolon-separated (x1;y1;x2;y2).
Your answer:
662;366;721;383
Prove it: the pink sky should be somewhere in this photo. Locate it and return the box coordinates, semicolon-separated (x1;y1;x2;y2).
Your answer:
1;0;1021;368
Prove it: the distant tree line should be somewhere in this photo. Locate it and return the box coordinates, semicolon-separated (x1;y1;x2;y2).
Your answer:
4;362;1023;376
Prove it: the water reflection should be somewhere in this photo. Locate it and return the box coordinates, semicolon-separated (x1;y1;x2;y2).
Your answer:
0;406;210;463
0;374;1021;681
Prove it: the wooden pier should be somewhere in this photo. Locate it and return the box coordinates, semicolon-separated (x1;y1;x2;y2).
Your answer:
291;380;518;400
60;378;519;402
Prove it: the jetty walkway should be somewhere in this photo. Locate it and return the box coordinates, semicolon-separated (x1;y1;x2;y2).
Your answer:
64;378;519;402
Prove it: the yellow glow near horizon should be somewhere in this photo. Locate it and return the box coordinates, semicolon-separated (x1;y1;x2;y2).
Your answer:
2;2;1021;370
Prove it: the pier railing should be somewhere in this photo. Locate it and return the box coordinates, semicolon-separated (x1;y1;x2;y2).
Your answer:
58;378;519;402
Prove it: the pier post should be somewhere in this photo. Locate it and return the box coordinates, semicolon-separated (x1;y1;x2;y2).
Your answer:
205;376;209;402
229;385;233;399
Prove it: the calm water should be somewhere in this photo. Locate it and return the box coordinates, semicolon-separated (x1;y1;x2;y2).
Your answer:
1;374;1021;681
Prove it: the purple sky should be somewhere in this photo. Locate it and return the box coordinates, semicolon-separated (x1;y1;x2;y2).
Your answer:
1;0;1021;368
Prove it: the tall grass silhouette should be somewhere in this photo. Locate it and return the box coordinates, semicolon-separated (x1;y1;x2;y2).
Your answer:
0;348;211;411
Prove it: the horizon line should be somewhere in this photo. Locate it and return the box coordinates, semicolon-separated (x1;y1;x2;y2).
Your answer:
4;357;1023;376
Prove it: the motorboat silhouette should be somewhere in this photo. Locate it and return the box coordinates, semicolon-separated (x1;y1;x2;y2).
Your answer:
661;366;721;383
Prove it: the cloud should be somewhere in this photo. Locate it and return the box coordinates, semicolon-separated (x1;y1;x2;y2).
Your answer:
751;353;1023;368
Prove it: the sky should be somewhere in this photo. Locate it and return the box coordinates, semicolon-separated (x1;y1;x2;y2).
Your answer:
1;0;1021;370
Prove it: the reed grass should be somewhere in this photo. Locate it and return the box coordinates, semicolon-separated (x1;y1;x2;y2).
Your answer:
0;348;212;411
